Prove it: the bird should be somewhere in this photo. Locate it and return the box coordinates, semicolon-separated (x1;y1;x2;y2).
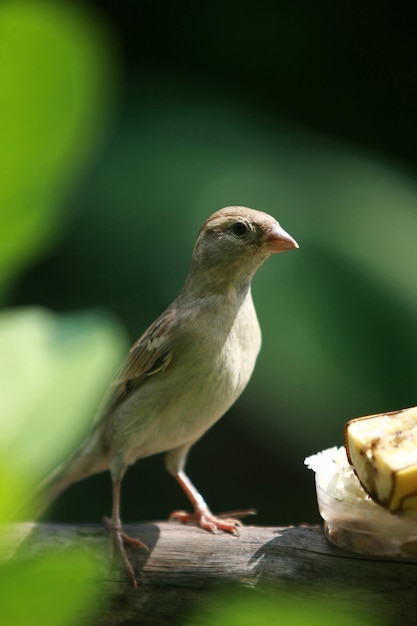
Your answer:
41;206;298;586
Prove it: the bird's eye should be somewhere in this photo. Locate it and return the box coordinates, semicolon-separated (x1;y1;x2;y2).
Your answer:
231;221;249;238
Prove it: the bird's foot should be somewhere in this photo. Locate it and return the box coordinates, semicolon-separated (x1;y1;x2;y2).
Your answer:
103;517;149;588
169;508;256;536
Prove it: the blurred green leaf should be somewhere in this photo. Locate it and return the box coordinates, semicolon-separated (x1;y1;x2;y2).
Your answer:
0;463;29;532
0;3;116;623
184;590;378;626
0;549;100;626
0;307;126;521
0;0;114;294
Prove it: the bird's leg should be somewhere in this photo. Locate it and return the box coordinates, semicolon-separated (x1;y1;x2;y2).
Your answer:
103;479;148;588
169;470;256;535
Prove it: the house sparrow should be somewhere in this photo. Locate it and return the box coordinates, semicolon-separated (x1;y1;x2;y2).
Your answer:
43;206;298;586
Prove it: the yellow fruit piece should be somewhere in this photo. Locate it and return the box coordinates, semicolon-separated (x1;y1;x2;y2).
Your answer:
345;406;417;512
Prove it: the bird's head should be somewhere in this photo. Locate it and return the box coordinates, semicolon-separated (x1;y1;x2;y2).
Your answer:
185;206;298;296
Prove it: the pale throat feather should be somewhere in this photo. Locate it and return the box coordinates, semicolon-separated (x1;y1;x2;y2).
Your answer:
214;285;261;400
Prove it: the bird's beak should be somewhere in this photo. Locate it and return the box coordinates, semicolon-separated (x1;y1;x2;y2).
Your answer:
262;223;299;253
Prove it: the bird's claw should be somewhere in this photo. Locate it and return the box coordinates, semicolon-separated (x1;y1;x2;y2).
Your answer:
169;508;256;535
103;517;149;588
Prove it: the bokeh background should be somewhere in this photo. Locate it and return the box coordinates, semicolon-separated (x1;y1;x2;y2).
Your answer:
6;0;417;527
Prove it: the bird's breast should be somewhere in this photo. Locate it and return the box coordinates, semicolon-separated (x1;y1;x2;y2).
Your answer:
162;291;261;440
215;304;261;398
113;291;262;464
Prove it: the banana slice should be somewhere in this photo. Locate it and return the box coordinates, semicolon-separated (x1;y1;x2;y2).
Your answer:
345;406;417;513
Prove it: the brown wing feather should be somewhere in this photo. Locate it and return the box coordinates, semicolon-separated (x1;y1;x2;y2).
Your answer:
96;306;177;419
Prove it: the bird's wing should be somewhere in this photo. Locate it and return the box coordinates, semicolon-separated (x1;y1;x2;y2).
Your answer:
95;306;177;419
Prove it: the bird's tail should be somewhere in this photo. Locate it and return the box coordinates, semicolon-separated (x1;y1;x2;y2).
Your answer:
28;431;109;518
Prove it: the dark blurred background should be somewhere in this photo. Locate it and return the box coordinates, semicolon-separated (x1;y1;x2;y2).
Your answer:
9;0;417;526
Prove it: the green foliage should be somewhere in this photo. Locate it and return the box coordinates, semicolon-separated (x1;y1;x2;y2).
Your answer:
0;0;112;296
0;551;100;626
0;307;126;522
0;1;120;624
184;590;378;626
